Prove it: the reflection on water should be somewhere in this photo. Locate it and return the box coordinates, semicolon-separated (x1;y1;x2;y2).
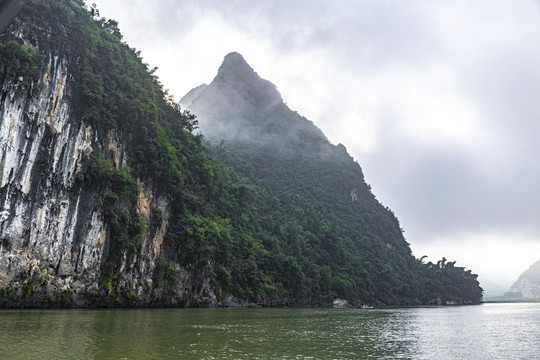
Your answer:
1;303;539;359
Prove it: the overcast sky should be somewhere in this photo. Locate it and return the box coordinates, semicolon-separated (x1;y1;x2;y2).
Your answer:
90;0;540;294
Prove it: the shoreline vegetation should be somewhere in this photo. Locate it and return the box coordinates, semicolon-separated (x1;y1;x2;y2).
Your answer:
483;298;540;303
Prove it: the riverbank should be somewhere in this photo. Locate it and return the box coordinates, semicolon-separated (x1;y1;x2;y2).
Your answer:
483;298;540;303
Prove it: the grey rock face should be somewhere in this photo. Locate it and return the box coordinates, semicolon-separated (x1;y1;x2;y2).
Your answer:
0;54;105;302
509;259;540;299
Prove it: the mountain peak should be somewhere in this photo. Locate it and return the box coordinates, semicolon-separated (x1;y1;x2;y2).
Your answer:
221;52;251;69
181;52;326;145
216;52;255;80
213;52;281;104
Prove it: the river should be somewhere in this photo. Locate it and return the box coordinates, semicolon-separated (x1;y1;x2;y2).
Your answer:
1;303;539;359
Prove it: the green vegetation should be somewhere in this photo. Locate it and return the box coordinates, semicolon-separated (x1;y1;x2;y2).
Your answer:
207;142;482;305
0;39;42;86
152;260;180;300
1;0;483;305
90;154;144;259
1;287;13;298
415;257;482;304
21;266;48;297
101;261;115;296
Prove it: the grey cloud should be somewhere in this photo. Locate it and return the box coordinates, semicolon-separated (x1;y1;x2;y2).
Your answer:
215;0;540;245
91;0;540;280
363;127;540;242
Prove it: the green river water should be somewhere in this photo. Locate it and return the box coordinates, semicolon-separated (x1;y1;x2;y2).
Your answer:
1;303;539;359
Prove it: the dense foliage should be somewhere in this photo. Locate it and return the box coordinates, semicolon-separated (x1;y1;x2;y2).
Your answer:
1;0;482;305
206;140;483;305
0;40;42;86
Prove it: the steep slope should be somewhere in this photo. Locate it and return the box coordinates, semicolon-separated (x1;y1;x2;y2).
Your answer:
509;259;540;299
182;53;483;305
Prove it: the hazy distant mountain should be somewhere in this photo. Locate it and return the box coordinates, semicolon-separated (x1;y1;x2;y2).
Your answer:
481;279;512;298
508;259;540;298
179;83;207;109
180;52;327;148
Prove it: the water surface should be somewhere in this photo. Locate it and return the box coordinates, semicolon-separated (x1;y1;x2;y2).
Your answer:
1;303;539;359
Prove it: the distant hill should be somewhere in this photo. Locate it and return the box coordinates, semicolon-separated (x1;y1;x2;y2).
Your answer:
481;278;511;298
508;259;540;299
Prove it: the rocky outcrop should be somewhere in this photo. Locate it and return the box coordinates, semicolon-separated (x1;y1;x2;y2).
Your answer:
332;298;350;308
510;278;540;299
508;259;540;299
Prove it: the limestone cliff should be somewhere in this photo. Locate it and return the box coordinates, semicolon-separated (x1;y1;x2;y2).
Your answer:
0;50;162;306
0;53;107;305
0;2;220;307
509;259;540;299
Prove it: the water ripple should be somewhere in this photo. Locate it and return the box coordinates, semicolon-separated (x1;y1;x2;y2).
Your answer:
1;304;539;359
